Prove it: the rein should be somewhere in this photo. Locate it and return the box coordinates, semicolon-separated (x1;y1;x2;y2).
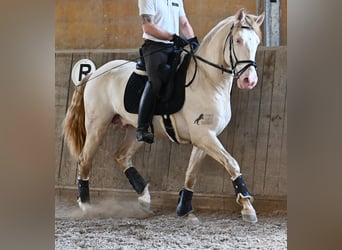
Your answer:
86;22;257;86
184;22;258;87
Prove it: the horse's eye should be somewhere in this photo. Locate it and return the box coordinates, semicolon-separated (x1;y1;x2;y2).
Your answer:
236;38;242;44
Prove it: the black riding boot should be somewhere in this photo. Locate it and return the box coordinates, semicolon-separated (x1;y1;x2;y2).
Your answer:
136;81;156;144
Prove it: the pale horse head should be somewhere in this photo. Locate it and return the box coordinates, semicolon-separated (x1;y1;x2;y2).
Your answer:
224;9;265;90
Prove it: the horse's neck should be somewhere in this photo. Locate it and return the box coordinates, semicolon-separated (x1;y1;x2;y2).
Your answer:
193;18;234;93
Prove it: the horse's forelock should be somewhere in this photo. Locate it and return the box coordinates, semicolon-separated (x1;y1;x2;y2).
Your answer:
235;14;262;40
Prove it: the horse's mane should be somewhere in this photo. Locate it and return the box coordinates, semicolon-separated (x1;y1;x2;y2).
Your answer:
201;16;234;46
201;13;262;46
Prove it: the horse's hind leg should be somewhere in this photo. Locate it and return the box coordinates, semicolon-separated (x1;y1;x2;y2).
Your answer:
114;125;151;208
77;115;112;211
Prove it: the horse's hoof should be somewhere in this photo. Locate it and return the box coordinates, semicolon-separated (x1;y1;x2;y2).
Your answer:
138;183;152;213
138;199;151;213
241;210;258;223
185;213;201;225
77;199;91;212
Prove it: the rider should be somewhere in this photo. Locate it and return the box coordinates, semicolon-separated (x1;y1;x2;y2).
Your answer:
136;0;199;144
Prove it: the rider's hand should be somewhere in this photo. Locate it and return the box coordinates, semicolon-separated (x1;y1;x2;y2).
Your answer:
171;34;189;48
188;36;200;52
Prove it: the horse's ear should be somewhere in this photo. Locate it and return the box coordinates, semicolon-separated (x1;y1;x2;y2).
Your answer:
256;12;265;26
235;8;246;23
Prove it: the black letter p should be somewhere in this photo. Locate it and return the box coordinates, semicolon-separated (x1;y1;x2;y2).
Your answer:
78;64;92;81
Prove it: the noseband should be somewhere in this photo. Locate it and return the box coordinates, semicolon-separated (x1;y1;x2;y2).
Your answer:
187;22;258;82
225;24;258;78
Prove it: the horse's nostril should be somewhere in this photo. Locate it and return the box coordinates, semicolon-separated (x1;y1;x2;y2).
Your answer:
243;77;250;84
243;76;256;86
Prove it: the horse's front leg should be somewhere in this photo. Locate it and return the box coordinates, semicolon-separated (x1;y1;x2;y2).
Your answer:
194;132;257;223
176;146;206;224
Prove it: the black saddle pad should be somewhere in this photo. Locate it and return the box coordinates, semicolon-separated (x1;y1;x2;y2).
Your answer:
124;53;191;115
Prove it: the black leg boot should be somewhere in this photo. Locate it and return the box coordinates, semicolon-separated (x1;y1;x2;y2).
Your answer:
136;81;156;144
77;179;90;203
124;167;148;194
176;188;193;216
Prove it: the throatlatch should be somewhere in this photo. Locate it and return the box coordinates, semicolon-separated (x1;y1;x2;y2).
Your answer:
77;179;90;203
124;167;148;194
176;188;193;216
232;175;253;202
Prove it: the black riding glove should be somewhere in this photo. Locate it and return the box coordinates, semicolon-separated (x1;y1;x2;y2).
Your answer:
188;36;200;52
171;34;189;48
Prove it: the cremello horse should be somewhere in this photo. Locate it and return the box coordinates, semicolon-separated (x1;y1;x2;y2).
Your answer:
63;9;264;223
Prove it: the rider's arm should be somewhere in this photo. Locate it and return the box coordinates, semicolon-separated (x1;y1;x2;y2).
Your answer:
141;14;173;41
179;16;195;39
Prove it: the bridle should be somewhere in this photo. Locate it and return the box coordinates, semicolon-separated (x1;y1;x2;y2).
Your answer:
185;21;258;86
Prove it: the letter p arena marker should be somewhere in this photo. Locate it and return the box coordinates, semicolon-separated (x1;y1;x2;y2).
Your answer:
71;59;96;86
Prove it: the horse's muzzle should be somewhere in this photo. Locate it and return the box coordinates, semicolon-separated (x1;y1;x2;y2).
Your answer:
237;73;258;90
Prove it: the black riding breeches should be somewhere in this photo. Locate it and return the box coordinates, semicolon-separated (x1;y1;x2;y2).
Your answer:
141;40;174;96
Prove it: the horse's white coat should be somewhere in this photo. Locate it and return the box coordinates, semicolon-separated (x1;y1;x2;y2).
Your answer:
65;9;264;223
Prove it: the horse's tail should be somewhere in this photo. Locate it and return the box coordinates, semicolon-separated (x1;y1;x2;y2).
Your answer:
62;74;91;158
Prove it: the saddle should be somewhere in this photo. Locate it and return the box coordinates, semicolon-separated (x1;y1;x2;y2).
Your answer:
123;49;191;143
124;50;191;115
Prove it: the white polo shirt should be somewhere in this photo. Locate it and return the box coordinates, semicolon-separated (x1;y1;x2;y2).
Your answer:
138;0;186;43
